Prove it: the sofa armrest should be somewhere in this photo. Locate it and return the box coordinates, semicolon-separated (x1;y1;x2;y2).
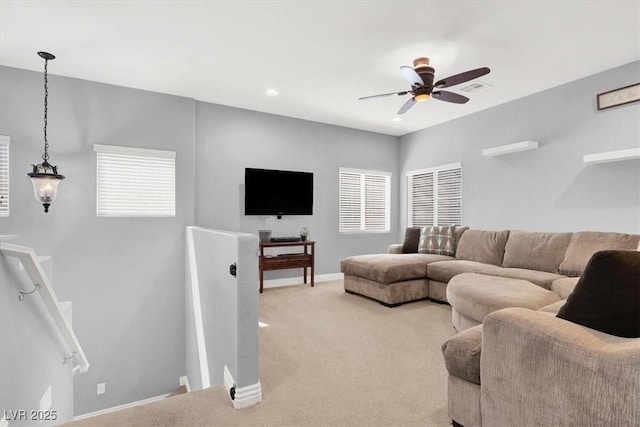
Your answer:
388;244;403;254
481;307;640;427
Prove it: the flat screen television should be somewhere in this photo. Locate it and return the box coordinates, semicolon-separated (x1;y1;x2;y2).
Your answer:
244;168;313;216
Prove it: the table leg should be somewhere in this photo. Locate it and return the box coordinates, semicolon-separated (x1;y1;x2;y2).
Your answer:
311;243;315;287
259;246;264;293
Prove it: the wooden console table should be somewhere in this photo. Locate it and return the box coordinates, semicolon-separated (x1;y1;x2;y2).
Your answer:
259;240;315;293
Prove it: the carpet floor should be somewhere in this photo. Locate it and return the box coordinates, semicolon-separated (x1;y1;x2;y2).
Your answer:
65;280;456;426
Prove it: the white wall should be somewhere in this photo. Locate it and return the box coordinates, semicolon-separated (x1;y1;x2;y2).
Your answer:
398;61;640;235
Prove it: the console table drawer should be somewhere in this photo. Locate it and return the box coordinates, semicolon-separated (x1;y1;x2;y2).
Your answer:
263;256;311;270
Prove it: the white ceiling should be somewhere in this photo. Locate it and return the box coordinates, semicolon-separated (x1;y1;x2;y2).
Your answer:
1;1;639;137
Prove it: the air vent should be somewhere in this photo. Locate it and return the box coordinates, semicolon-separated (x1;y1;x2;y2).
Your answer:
458;80;491;93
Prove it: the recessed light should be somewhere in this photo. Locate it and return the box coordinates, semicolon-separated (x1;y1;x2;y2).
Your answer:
392;117;402;122
265;88;279;97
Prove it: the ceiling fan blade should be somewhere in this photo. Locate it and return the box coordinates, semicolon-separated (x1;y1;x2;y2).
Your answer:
400;66;424;87
397;97;416;114
432;91;470;104
358;91;408;101
434;67;490;89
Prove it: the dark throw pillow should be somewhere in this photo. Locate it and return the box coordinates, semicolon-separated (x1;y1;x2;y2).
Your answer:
556;250;640;338
402;227;421;253
418;225;457;256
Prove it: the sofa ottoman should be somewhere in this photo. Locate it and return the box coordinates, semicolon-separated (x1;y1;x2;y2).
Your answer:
341;253;453;306
447;273;561;331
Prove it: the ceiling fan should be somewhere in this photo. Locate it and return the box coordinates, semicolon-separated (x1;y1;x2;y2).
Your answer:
359;57;490;114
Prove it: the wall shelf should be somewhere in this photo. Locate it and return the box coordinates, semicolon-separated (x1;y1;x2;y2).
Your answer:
583;148;640;164
482;140;539;157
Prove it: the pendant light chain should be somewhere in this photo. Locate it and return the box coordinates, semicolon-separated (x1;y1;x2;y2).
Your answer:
42;57;49;162
28;51;64;213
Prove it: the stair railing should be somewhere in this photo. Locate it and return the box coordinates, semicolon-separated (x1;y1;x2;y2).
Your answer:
0;242;89;374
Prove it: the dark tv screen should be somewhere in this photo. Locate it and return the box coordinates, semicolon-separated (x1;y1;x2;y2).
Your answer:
244;168;313;216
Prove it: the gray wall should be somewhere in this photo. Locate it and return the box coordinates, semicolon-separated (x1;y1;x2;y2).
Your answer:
194;102;400;274
187;228;259;390
1;255;74;426
398;61;640;235
0;66;195;415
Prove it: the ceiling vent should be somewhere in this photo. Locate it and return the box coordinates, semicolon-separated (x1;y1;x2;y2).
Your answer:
458;80;491;93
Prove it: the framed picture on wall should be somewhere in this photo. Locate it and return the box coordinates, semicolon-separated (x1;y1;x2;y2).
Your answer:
597;83;640;111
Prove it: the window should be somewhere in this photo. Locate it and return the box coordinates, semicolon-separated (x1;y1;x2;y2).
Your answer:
0;135;9;217
407;162;462;227
95;144;175;217
339;168;391;233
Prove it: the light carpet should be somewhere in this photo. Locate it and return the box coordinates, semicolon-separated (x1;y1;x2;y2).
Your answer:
66;280;456;426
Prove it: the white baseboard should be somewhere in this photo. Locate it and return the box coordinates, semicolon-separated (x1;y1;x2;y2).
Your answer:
75;374;192;421
263;272;343;289
73;393;170;421
179;375;191;392
223;365;262;409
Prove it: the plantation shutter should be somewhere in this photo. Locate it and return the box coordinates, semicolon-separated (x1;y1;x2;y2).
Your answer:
339;170;362;232
436;167;462;226
364;173;391;231
0;136;9;217
339;168;391;233
95;144;176;217
409;172;434;228
407;163;461;227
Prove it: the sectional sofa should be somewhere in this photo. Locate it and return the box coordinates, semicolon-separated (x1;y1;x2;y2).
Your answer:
340;228;637;316
340;227;640;426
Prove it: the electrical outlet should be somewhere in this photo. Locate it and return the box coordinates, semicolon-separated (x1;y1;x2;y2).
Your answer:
179;376;187;387
97;383;106;395
40;385;52;411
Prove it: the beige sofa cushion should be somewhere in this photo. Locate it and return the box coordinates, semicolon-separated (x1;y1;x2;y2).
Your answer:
387;243;403;254
340;253;452;284
551;277;579;299
442;324;483;385
455;229;510;266
538;300;566;314
480;268;566;290
447;273;561;324
559;231;640;276
502;230;572;273
427;260;503;283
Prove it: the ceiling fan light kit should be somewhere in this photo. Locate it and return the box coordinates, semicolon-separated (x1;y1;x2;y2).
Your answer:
360;56;491;114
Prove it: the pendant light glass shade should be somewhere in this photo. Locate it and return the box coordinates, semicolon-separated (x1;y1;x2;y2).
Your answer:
28;161;64;213
28;51;65;213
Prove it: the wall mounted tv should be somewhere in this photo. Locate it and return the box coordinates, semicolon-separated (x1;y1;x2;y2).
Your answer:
244;168;313;217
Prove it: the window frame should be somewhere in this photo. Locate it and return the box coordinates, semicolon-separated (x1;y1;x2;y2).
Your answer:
94;144;176;218
406;162;462;228
339;167;391;234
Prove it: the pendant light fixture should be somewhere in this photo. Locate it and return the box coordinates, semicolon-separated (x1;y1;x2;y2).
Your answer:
27;51;65;213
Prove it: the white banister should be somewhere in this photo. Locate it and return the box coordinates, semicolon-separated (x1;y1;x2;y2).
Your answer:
0;242;89;373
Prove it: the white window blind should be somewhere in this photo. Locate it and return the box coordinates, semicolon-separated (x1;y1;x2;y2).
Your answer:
407;162;461;228
0;136;9;217
95;144;176;217
339;168;391;233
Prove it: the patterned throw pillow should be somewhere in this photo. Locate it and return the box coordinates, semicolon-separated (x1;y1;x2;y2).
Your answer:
418;225;457;256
